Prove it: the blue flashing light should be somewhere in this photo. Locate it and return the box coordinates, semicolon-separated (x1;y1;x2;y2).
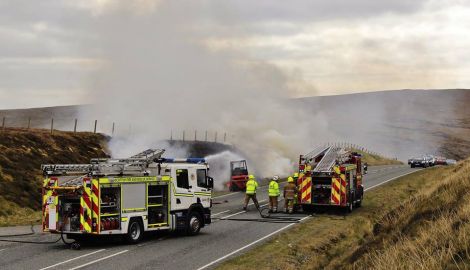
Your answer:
187;158;206;163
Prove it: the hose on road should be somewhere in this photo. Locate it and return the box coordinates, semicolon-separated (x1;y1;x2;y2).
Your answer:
213;207;307;224
0;224;62;244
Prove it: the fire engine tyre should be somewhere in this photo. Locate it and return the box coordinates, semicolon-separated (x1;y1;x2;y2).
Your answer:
186;212;202;236
355;199;362;208
347;202;353;213
126;219;144;244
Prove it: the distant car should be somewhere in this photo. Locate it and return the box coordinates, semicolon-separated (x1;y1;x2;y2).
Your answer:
446;159;457;165
424;155;437;166
410;157;430;168
435;156;447;165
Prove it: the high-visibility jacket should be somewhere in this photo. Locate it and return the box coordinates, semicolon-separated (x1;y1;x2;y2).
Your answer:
246;179;258;195
284;183;298;199
268;180;280;197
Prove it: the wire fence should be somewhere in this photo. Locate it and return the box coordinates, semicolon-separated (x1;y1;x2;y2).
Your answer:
0;116;231;144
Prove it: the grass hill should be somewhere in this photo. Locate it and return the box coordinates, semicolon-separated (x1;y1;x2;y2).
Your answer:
0;128;109;225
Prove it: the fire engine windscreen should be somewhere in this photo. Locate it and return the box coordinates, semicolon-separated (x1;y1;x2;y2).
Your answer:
79;1;329;186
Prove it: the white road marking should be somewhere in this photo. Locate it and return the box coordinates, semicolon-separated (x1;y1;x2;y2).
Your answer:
39;249;106;270
197;216;310;270
365;169;422;191
211;210;230;217
213;192;241;199
0;248;6;252
220;211;246;219
68;250;128;270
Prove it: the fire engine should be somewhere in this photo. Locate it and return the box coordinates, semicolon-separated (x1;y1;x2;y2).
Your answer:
41;149;214;243
296;146;364;212
228;160;249;191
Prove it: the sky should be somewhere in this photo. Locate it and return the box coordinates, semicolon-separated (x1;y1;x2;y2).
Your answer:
1;0;470;109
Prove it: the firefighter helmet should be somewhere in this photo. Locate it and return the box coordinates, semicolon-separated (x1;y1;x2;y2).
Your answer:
249;175;255;180
293;173;299;178
287;176;294;183
273;175;279;181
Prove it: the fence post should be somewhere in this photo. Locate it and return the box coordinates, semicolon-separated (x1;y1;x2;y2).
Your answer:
93;120;97;134
224;132;226;143
205;131;208;142
170;130;173;141
50;118;54;135
27;117;31;130
74;119;78;133
112;122;115;136
194;130;197;141
183;130;185;142
215;132;218;143
2;117;5;131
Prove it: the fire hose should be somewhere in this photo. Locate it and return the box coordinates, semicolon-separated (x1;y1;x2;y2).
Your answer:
213;206;307;224
0;224;79;248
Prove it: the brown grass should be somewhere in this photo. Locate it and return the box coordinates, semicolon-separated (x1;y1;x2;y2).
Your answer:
350;160;470;269
217;161;467;270
0;128;109;226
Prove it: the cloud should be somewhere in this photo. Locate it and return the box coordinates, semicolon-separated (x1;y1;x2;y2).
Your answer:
1;0;470;109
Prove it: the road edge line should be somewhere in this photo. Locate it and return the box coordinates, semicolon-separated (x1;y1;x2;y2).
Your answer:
197;216;310;270
364;169;422;192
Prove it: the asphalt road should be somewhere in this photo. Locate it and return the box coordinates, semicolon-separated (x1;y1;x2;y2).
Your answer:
0;165;420;270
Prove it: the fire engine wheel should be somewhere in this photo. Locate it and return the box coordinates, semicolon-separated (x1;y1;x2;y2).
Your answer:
346;203;353;213
186;212;202;236
126;219;144;244
355;199;362;208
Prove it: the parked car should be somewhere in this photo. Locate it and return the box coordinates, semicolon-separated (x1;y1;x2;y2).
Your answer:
446;159;457;165
410;157;431;168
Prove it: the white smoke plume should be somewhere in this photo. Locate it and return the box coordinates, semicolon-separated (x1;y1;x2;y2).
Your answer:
79;1;322;186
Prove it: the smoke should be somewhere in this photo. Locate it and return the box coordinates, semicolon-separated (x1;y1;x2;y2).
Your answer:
204;151;245;190
79;1;321;184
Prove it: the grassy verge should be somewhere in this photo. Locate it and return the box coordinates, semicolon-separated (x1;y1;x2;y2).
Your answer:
0;197;41;227
218;161;465;269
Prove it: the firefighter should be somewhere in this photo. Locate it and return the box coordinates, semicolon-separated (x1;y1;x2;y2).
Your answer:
293;172;299;183
268;175;280;213
243;175;259;211
284;176;298;214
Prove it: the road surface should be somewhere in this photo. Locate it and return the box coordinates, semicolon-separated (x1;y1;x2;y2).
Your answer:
0;165;420;270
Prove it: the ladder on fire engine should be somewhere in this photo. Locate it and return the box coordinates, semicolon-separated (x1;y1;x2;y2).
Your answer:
302;146;330;163
42;149;165;185
313;147;349;172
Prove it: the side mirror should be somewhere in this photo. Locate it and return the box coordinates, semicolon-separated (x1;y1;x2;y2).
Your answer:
207;177;214;189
